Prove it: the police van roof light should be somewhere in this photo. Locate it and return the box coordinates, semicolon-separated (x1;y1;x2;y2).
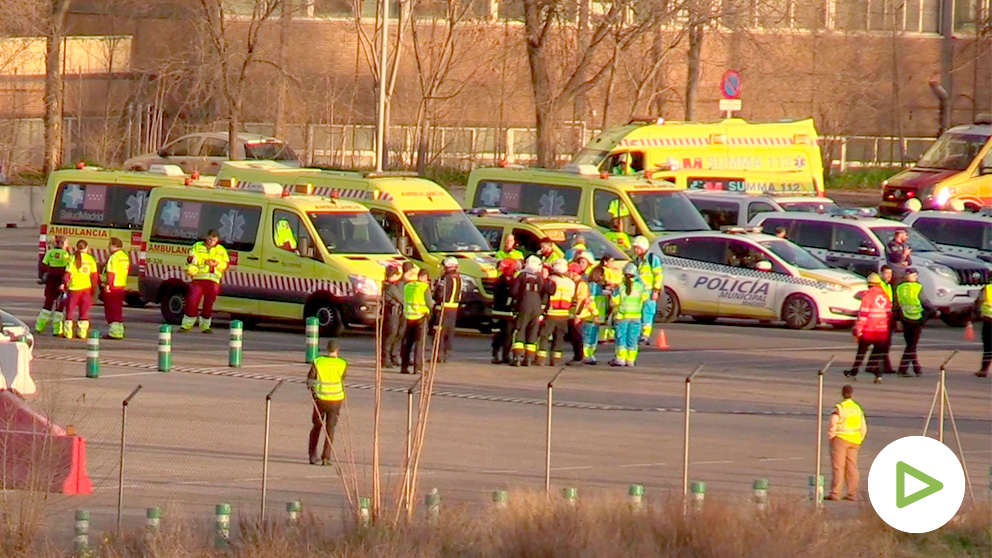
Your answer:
720;226;763;234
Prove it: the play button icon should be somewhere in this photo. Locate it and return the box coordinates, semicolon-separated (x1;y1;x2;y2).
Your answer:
869;436;965;533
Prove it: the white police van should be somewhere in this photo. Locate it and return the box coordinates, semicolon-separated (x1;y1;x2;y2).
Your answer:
650;229;866;329
904;211;992;263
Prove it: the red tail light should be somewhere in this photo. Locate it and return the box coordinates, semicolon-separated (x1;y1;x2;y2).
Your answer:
138;241;147;275
38;224;48;259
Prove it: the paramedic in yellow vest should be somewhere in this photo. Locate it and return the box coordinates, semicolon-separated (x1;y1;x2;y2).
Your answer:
307;339;346;466
631;236;664;343
606;215;631;252
895;268;930;377
495;233;524;262
103;237;130;339
536;258;575;366
35;235;70;335
974;282;992;378
433;257;463;363
401;268;434;374
827;385;867;501
610;263;647;367
182;229;229;333
275;218;298;251
61;239;100;340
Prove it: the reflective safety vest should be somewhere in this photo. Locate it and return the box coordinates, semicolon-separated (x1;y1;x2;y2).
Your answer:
635;252;664;291
608;198;630;218
613;279;647;320
275;219;297;250
186;242;230;283
105;249;130;289
66;253;99;291
547;274;576;318
42;247;70;269
404;280;430;320
834;399;865;445
439;272;462;310
576;281;600;320
880;280;892;301
605;231;631;251
496;248;523;261
311;356;346;401
982;284;992;318
896;281;924;321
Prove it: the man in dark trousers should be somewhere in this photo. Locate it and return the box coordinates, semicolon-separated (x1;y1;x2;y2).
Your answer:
433;257;462;363
511;256;554;366
401;268;434;374
307;339;346;466
974;282;992;378
380;265;405;368
894;268;931;377
491;257;519;364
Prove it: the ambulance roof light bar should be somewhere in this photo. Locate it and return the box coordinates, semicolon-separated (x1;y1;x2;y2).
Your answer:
148;164;186;177
719;226;763;235
562;163;600;176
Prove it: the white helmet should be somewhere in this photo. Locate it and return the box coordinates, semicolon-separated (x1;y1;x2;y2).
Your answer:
623;262;638;276
552;258;568;274
633;236;650;251
577;251;595;263
443;256;458;269
525;255;542;273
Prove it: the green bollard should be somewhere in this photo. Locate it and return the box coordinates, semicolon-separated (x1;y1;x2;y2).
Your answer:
158;325;172;372
146;506;162;533
358;497;371;525
808;475;824;505
305;317;319;363
690;481;705;510
85;331;100;378
73;509;89;554
214;503;231;549
425;488;440;522
562;486;578;506
286;500;301;526
753;479;769;510
492;489;508;511
628;484;644;511
229;320;243;368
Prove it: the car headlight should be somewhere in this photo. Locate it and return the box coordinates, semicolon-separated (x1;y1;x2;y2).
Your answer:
460;274;479;294
924;262;958;284
349;274;380;296
935;188;951;207
819;282;844;292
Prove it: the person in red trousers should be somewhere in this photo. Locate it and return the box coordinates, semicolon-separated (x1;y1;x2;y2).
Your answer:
62;240;100;340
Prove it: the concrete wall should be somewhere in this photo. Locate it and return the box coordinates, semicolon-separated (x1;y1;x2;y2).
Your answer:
0;186;44;228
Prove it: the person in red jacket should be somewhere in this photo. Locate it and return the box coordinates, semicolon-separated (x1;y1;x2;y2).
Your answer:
844;273;892;384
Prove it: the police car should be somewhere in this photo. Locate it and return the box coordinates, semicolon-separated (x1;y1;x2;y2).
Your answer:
650;229;866;329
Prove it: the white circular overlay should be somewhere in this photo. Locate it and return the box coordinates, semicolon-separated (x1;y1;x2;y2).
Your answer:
867;436;965;533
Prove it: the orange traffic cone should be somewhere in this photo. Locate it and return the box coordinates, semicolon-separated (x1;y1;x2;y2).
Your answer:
964;321;975;341
654;329;669;350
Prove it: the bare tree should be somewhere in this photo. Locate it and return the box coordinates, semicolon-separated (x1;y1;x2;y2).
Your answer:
44;0;71;172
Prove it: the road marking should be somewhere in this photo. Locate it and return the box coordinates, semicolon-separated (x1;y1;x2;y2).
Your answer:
618;462;667;468
37;371;161;382
758;456;804;462
695;460;735;465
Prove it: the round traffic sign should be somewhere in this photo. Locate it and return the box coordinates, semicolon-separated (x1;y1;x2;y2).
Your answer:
721;70;742;99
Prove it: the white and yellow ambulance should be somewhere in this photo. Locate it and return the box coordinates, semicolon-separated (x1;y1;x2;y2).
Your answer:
40;165;209;305
572;117;825;196
139;181;405;335
216;162;499;330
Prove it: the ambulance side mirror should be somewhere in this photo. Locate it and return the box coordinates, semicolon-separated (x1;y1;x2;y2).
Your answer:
980;162;992;176
298;236;314;259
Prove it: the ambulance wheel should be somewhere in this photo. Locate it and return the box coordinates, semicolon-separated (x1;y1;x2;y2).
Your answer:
160;285;187;325
658;288;680;323
782;294;817;330
125;292;148;308
306;300;344;337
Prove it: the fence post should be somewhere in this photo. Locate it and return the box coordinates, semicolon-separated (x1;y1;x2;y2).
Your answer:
260;380;284;521
808;475;824;504
158;325;171;372
214;503;232;549
85;330;100;378
628;484;644;512
73;510;89;554
229;320;243;368
752;479;769;510
146;506;161;534
118;385;143;532
682;364;704;514
815;357;833;509
545;368;565;498
305;317;319;363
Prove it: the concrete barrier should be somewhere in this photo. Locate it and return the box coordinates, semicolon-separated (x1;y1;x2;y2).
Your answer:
0;185;45;228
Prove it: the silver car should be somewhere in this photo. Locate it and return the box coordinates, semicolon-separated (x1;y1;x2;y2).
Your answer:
124;132;300;174
1;310;34;352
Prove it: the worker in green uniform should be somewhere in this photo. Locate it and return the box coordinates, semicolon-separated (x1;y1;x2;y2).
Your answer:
894;268;931;377
35;236;70;335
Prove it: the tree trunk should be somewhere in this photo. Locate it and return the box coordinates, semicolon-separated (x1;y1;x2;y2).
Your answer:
44;0;71;173
684;23;703;121
228;111;244;159
274;0;292;139
649;29;666;116
523;2;556;167
574;0;590;123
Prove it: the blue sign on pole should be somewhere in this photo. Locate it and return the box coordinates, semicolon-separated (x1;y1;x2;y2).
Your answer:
721;70;742;100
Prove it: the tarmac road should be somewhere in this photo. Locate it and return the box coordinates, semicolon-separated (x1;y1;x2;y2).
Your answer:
0;228;989;541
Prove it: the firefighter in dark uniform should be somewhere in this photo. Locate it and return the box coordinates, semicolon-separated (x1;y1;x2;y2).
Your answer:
511;256;553;366
491;257;519;364
380;265;404;368
433;257;462;363
536;258;576;366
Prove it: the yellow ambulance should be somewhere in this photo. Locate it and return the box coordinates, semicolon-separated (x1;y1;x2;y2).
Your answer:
40;165;211;306
139;180;405;335
572;117;825;196
216;162;499;330
464;165;710;241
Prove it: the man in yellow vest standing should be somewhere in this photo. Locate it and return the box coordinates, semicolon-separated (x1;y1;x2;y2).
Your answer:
181;230;229;333
895;268;930;377
826;385;868;501
307;339;346;466
401;268;434;374
103;237;130;339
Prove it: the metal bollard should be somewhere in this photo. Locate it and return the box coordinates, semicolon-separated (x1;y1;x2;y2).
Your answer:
690;481;705;510
86;331;100;378
424;488;440;522
158;325;172;372
808;475;824;505
146;506;162;533
229;320;243;367
562;486;578;506
752;479;769;510
305;317;319;363
73;509;89;554
628;484;644;512
492;489;508;511
214;503;231;549
358;497;371;525
286;500;301;526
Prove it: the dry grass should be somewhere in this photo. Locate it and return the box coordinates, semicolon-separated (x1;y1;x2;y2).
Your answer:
26;494;992;557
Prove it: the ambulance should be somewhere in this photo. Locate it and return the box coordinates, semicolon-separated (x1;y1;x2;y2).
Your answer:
139;180;405;335
464;165;709;241
40;165;211;306
466;210;629;264
572;117;825;196
217;162;499;330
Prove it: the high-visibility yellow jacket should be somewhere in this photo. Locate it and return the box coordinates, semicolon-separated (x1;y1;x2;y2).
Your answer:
308;356;346;401
404;280;432;320
186;242;229;283
275;219;298;250
105;249;130;289
830;399;867;445
546;274;576;318
65;253;99;292
896;281;924;321
613;279;647;320
42;247;70;270
634;252;664;291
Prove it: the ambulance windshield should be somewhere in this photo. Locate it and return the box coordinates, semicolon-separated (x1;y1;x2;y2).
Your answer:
759;239;827;270
406;210;492;252
627;191;710;232
915;133;989;171
572;148;609;169
308;211;397;254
